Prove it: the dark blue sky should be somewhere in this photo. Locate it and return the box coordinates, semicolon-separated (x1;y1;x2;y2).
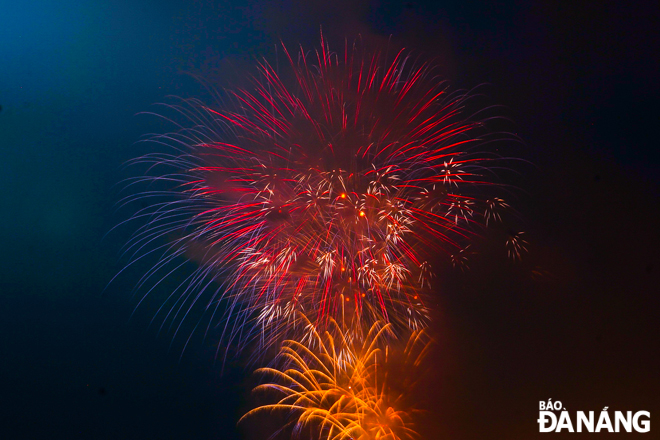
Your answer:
2;1;659;439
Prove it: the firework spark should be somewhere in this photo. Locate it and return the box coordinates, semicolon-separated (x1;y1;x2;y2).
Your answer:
119;36;518;351
506;230;528;261
241;317;431;440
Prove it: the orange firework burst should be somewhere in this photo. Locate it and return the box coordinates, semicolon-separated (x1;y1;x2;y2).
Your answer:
241;317;432;440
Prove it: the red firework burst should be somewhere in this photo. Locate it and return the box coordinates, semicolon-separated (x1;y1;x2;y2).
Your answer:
118;36;520;352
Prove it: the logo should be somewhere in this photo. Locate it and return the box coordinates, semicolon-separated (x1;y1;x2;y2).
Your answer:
538;400;650;433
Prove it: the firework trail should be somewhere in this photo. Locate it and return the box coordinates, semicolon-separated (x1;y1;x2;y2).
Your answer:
118;35;520;354
241;317;431;440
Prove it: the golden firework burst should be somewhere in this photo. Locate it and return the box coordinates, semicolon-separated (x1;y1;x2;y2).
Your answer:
242;317;432;440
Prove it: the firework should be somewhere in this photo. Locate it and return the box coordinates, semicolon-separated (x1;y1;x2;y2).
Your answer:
241;317;431;440
505;230;528;261
119;36;518;351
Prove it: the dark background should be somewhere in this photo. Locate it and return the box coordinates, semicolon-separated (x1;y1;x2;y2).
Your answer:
1;1;658;439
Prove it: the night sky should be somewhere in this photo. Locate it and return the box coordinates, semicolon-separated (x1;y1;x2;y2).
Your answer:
2;1;659;439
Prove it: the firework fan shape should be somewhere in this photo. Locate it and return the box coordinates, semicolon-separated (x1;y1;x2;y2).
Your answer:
119;35;519;352
241;317;431;440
